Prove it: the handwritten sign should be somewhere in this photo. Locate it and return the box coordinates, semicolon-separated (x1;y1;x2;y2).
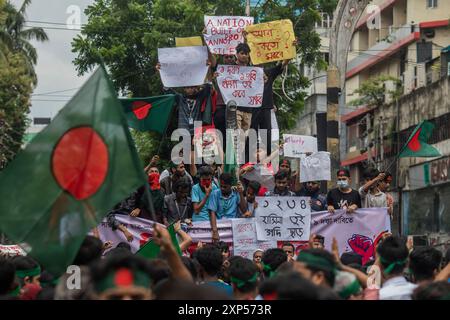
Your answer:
204;16;254;55
216;64;264;107
300;152;331;182
245;19;296;65
283;134;318;157
158;46;209;87
255;196;311;241
176;36;203;47
0;244;27;257
232;218;277;259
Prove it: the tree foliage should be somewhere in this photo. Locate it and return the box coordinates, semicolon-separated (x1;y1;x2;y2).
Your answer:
72;0;335;159
349;75;402;108
0;0;47;169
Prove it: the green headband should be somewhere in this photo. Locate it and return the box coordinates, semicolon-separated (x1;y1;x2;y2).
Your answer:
96;268;152;293
338;279;362;299
380;257;407;275
230;273;258;288
15;266;41;279
297;252;337;274
9;285;21;297
261;263;276;278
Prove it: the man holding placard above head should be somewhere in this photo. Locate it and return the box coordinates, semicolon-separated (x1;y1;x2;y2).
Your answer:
326;169;362;213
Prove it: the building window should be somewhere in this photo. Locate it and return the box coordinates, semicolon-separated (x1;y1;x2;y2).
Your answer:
427;0;438;8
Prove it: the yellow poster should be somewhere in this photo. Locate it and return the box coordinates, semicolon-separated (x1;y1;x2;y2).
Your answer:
175;36;203;47
245;19;296;65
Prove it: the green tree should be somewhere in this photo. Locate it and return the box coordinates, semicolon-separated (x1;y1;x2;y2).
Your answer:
0;0;48;84
349;75;402;108
0;0;47;169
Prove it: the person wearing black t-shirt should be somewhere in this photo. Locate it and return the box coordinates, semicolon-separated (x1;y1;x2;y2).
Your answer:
327;169;361;213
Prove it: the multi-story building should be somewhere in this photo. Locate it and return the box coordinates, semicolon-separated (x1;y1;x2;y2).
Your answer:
342;0;450;239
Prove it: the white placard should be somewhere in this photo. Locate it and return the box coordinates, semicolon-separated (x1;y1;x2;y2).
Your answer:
255;197;311;241
232;218;276;259
204;16;254;55
0;244;27;257
300;152;331;182
158;46;209;87
216;64;264;108
283;134;318;158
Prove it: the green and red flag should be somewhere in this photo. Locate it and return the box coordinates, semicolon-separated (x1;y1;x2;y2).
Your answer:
0;67;147;275
399;121;441;158
120;95;176;134
135;223;182;259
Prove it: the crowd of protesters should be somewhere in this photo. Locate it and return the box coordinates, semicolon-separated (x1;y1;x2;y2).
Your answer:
1;40;449;300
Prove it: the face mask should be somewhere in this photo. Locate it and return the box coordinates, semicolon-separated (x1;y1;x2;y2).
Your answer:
148;173;160;190
337;180;349;189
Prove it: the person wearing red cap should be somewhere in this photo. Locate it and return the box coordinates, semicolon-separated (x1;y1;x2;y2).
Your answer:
326;168;361;213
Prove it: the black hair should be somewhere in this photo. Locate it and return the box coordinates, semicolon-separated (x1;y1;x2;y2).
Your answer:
147;259;171;287
274;170;289;181
72;235;104;266
0;257;16;295
315;234;325;245
247;181;261;194
116;242;132;251
340;252;363;266
274;272;322;300
229;257;258;293
215;241;230;253
298;248;337;287
281;242;295;251
193;245;223;277
181;257;200;282
409;246;443;282
153;279;231;300
445;248;450;264
198;165;213;178
376;236;409;276
412;281;450;300
11;256;40;286
173;179;191;193
363;167;379;180
104;247;134;259
236;42;250;54
219;172;233;186
261;248;287;277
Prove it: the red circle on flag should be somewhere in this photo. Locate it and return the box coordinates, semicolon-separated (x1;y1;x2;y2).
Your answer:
52;126;109;200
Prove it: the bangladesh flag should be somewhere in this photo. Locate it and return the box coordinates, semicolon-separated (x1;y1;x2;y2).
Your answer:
120;95;176;134
0;67;147;275
135;224;181;259
399;121;441;158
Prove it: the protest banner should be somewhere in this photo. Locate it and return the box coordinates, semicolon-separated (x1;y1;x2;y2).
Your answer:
0;244;27;257
216;64;264;108
310;208;391;264
175;36;203;47
204;16;254;55
158;46;209;87
232;218;277;259
244;19;296;65
255;196;311;241
300;152;331;182
283;134;318;157
94;215;164;254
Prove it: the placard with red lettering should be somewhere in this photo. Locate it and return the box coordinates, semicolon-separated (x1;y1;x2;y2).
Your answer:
204;16;254;55
245;19;296;65
216;64;264;107
232;218;276;259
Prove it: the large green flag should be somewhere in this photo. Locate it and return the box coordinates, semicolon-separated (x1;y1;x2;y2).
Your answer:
120;95;176;134
0;67;147;275
135;224;182;259
399;121;441;158
224;131;238;185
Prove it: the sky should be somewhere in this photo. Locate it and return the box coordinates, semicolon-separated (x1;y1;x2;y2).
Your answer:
10;0;94;120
